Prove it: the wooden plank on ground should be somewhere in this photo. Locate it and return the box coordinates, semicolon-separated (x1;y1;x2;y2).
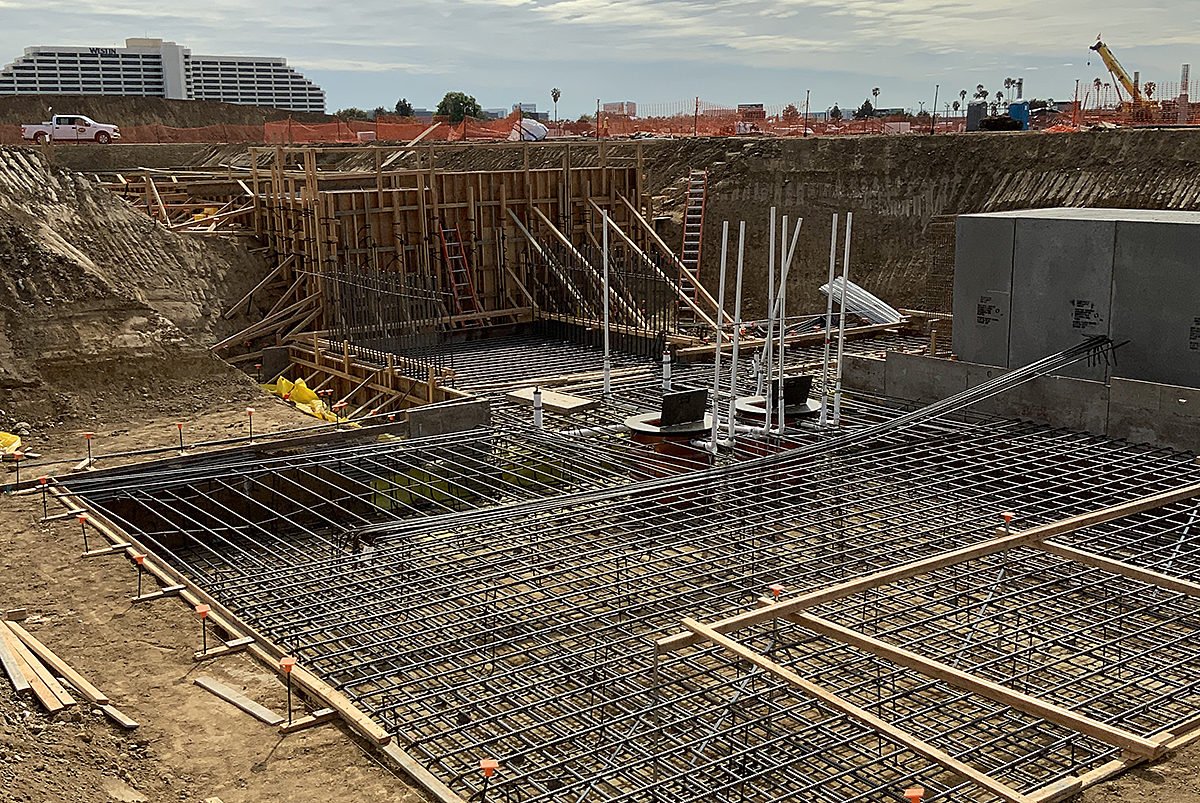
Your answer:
681;617;1033;803
0;622;29;693
277;706;338;734
785;611;1163;756
0;625;67;712
193;636;255;662
505;387;599;415
101;704;139;730
6;621;110;704
657;479;1200;653
194;676;284;726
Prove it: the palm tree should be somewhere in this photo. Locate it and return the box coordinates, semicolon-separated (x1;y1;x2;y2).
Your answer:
872;86;880;109
953;99;961;115
960;89;967;106
551;87;561;123
975;83;987;100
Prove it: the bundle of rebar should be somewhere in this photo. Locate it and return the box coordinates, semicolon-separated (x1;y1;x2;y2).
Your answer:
819;276;903;325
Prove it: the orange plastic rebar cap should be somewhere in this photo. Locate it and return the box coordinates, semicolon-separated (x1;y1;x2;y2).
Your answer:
38;476;47;485
76;513;89;523
480;758;499;777
246;407;255;415
195;604;211;618
133;554;146;565
1002;511;1015;522
768;583;786;597
903;787;925;802
280;656;297;672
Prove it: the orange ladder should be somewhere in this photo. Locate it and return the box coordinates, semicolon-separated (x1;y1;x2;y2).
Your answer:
439;226;483;327
678;169;707;324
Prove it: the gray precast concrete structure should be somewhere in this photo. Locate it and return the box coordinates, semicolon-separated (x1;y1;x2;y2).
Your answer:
953;208;1200;388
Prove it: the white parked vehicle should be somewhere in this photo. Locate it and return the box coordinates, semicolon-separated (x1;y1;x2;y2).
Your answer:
21;115;121;144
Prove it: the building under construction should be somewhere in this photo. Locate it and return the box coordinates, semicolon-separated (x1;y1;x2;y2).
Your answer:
8;136;1200;803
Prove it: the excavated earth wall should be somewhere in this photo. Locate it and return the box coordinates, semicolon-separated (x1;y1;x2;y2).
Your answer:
0;147;274;429
35;127;1200;323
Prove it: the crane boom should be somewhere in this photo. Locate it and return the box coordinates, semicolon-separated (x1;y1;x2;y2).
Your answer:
1090;39;1144;103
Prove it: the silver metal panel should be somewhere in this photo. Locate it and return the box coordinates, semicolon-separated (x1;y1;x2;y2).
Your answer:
952;215;1015;367
1008;217;1115;381
1111;220;1200;387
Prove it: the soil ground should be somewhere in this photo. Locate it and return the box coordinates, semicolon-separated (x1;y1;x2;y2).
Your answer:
0;397;427;803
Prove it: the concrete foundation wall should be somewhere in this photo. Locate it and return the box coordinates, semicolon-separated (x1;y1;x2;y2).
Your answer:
953;208;1200;388
406;398;491;439
843;352;1199;452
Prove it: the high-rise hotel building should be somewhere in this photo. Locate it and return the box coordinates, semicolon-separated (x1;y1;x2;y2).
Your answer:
0;38;325;113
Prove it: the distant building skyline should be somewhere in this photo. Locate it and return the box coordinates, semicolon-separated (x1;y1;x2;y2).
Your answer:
0;3;1193;119
0;37;325;113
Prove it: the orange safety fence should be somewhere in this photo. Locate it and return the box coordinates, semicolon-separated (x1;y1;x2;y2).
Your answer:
264;118;375;143
2;88;1198;148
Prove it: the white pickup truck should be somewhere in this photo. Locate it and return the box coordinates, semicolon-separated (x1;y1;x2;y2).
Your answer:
21;115;121;144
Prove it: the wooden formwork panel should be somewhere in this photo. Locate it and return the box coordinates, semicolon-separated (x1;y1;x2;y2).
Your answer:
254;157;646;325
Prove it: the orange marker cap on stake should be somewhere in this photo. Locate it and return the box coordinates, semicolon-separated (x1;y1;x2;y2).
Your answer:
280;656;297;673
176;422;183;430
133;553;146;566
903;787;925;803
38;476;47;485
76;513;89;524
480;758;499;777
12;451;22;461
83;432;94;440
768;583;786;599
246;407;255;416
1002;511;1015;523
195;604;211;619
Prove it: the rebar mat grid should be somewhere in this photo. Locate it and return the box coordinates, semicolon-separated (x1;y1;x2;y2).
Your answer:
65;403;1200;803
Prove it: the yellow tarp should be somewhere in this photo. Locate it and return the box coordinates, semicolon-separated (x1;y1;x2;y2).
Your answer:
0;432;19;454
265;377;359;427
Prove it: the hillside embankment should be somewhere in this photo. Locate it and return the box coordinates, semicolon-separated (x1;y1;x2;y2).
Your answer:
0;146;279;432
0;95;332;128
37;127;1200;318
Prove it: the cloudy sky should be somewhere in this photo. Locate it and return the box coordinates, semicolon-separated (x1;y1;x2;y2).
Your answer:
3;0;1197;116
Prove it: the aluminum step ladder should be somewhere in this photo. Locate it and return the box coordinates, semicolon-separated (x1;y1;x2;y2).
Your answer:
439;226;483;328
678;169;707;325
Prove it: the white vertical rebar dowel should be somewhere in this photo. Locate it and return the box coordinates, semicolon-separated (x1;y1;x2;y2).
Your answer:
777;216;802;435
533;387;543;429
710;222;729;452
602;210;611;400
760;207;776;398
767;213;786;431
832;212;853;425
662;349;672;391
819;213;839;427
726;221;746;440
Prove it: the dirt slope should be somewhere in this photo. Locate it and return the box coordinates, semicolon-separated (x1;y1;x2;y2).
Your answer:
0;146;278;433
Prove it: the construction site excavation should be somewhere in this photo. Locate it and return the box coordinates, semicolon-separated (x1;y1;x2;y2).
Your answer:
3;127;1200;803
